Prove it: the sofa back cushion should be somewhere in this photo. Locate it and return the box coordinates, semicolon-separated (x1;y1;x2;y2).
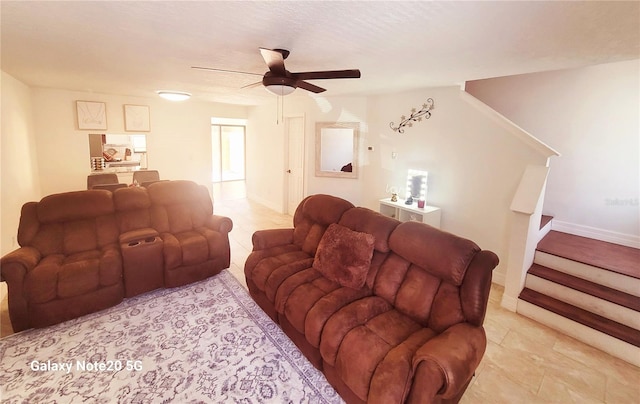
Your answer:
148;180;213;234
292;194;354;255
338;207;399;253
390;222;480;286
17;190;118;256
113;186;152;233
374;221;483;332
338;206;400;288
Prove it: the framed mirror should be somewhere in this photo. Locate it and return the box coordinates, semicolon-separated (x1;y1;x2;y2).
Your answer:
315;122;359;179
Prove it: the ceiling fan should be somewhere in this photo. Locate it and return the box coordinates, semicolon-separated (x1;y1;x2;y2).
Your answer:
192;48;361;96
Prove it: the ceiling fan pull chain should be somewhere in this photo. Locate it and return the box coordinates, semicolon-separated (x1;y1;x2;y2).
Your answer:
276;95;280;125
275;92;285;125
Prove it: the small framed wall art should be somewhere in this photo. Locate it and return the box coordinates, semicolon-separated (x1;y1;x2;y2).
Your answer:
124;104;150;132
76;101;107;130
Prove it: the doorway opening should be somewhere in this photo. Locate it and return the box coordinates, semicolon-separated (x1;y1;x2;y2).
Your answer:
212;118;247;200
285;116;305;215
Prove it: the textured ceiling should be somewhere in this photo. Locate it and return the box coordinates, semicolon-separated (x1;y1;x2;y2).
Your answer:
2;1;638;105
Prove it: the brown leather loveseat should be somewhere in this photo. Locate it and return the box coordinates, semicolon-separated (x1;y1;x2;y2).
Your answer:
1;180;232;332
245;194;499;403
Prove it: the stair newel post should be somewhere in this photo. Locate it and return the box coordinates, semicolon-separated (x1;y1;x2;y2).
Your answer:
503;165;550;311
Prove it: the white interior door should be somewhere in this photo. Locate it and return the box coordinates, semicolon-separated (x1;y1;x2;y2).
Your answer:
285;116;305;215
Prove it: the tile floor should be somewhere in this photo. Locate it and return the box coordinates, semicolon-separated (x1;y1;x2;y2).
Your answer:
2;186;639;403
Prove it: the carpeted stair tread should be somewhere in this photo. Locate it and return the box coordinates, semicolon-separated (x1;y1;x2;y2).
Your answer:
519;288;640;347
528;264;640;311
537;231;640;279
539;215;553;230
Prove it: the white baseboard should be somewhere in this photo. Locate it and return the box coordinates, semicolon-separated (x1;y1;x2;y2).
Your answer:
551;220;640;249
500;293;518;312
492;268;506;286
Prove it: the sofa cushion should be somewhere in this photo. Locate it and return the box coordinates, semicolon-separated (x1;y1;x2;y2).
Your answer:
114;187;153;233
24;246;122;304
277;268;339;334
313;223;375;290
37;190;114;223
63;219;98;255
148;180;213;234
20;191;119;256
113;186;151;210
292;195;355;255
338;207;399;253
319;296;431;402
161;230;211;269
248;247;312;294
388;221;480;286
305;286;373;348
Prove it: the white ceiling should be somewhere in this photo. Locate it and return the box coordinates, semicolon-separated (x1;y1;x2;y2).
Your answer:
2;1;638;106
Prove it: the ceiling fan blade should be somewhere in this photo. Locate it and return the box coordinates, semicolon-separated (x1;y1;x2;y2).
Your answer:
191;66;263;76
241;81;263;89
259;48;287;75
292;69;361;80
296;80;326;93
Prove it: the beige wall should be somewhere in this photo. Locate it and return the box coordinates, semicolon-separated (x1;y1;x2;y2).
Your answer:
245;101;287;211
1;78;248;255
246;95;369;211
466;60;640;246
1;72;40;255
31;88;248;196
365;86;552;283
246;86;554;283
6;60;635;283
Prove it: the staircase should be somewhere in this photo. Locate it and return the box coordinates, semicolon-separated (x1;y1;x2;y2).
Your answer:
517;217;640;367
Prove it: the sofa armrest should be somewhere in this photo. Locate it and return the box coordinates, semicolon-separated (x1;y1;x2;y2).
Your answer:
207;215;233;234
411;323;486;400
0;246;41;282
251;228;294;251
0;247;40;332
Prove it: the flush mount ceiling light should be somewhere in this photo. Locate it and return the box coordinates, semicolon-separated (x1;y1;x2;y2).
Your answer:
156;91;191;101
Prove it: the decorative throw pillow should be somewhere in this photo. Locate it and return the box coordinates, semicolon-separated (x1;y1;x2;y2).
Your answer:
313;223;375;289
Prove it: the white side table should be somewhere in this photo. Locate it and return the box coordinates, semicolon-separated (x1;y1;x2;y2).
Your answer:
379;198;441;228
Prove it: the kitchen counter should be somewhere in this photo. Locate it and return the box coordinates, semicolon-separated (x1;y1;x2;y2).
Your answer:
107;161;140;168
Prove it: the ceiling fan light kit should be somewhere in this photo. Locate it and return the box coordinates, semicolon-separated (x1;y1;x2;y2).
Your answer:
265;85;296;96
263;75;297;96
156;91;191;101
192;47;361;96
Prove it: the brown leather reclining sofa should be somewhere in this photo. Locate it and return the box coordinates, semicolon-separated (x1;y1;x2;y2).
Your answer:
245;194;499;404
1;180;232;332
